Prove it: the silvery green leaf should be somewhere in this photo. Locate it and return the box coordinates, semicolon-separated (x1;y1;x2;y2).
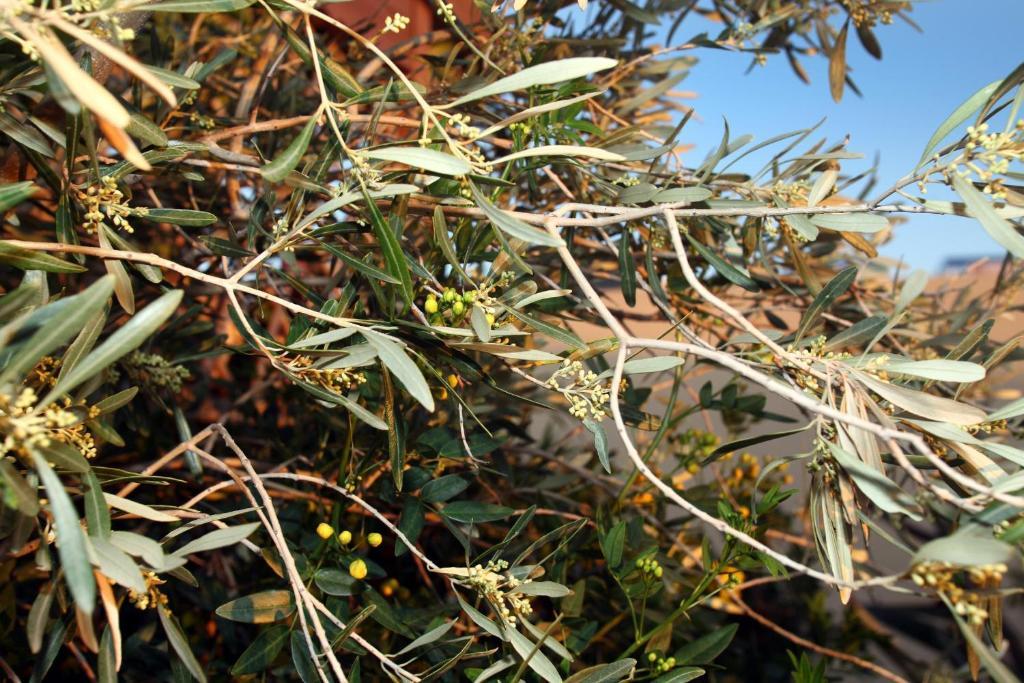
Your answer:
514;289;572;309
44;289;183;405
952;174;1024;258
494;145;625;164
449;57;617;106
32;451;95;614
913;529;1014;567
828;443;921;519
394;621;454;656
158;608;207;683
918;79;1001;167
653;186;712;204
0;275;112;386
510;581;573;597
363;146;471;176
471;305;492;342
173;522;261;556
856;371;985;425
598;355;684;379
301;184;419;227
104;493;179;522
90;537;147;593
810;213;889;233
471;184;563;247
364;331;434;412
881;359;985;383
508;626;563;683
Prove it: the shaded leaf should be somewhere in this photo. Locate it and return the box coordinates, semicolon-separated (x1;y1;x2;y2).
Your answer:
364;331;434;412
140;208;217;227
261;115;317;183
686;233;759;292
795;265;857;341
158;608;206;683
421;475;469;503
231;625;289;675
0;241;87;273
441;501;514;524
44;289;182;405
673;623;738;665
174;522;260;556
215;590;295;624
564;659;636;683
32;451;95;615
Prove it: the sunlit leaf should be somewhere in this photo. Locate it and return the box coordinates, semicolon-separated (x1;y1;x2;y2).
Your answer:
856;372;985;425
449;57;617;106
364;146;471;176
471;183;563;247
952;174;1024;258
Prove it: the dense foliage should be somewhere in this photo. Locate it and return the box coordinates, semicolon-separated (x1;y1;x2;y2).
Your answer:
1;0;1023;681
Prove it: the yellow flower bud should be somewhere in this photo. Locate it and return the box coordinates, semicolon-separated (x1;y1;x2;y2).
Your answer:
425;296;438;314
349;559;368;580
443;288;456;303
447;374;458;389
338;530;352;545
485;312;495;327
452;300;465;316
316;523;333;540
367;532;383;547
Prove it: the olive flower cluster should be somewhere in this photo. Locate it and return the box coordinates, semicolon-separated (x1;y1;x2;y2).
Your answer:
129;571;169;610
0;387;94;459
75;176;148;234
910;561;1007;626
945;121;1024;200
288;355;367;395
465;559;534;627
124;351;191;393
546;359;610;421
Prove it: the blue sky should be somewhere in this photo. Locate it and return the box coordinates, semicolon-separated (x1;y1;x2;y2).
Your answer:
654;0;1023;271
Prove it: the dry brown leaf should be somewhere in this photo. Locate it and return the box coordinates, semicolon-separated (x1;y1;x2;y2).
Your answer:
50;16;177;107
76;604;100;652
829;20;849;103
95;570;123;670
12;18;130;128
97;114;152;172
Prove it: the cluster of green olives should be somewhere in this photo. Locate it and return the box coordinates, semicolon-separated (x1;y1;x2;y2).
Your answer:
635;555;663;579
424;288;494;328
646;652;678;673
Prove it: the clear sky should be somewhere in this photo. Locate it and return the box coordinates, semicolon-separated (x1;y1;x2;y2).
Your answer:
657;0;1024;271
